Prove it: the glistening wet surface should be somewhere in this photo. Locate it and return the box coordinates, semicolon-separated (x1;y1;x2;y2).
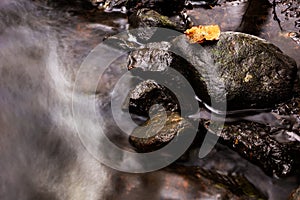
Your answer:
47;0;299;199
1;0;299;199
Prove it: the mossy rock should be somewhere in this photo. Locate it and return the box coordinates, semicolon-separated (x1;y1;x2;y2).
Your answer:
205;32;297;110
173;31;298;110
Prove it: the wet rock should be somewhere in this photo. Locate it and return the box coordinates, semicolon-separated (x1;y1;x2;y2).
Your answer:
127;8;184;41
94;0;188;16
128;31;297;111
94;0;192;36
127;41;173;71
128;91;300;178
125;30;298;178
174;31;297;110
126;79;180;117
205;121;298;177
127;41;212;109
201;97;300;177
129;112;194;152
128;8;185;31
103;33;141;51
271;97;300;144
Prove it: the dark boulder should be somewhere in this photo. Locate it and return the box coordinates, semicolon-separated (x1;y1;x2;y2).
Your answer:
204;32;297;110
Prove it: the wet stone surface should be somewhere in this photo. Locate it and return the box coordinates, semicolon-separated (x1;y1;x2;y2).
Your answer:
126;79;180;117
1;0;299;200
174;31;298;110
50;0;299;199
203;120;300;177
124;27;300;177
126;31;297;111
128;8;186;32
99;1;300;197
92;0;228;34
92;0;189;16
195;96;300;177
108;0;299;198
128;90;300;177
129;112;194;152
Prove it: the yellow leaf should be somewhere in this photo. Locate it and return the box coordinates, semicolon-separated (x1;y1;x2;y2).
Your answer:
184;25;221;43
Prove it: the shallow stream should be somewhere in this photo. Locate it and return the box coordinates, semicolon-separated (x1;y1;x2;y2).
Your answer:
1;0;299;199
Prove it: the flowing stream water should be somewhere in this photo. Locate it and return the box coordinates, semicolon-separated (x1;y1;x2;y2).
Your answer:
0;0;299;199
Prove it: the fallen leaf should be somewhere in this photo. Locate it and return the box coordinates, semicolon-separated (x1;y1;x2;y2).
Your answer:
184;25;221;43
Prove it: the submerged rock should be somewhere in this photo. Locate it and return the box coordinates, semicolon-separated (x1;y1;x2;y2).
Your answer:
128;32;297;111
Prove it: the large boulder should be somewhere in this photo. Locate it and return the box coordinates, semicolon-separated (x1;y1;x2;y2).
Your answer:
206;32;297;110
